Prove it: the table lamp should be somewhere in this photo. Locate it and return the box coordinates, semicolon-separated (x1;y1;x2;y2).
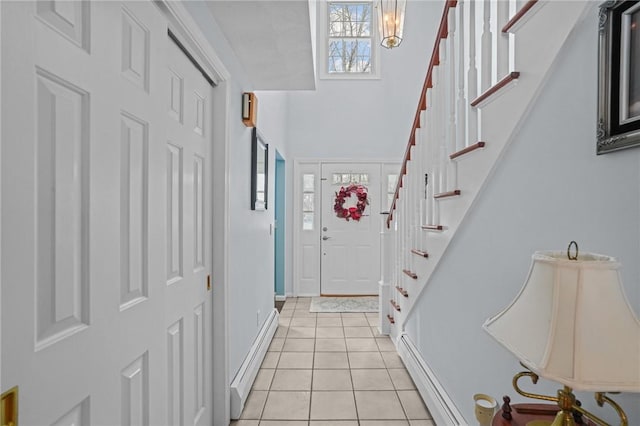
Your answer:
483;242;640;426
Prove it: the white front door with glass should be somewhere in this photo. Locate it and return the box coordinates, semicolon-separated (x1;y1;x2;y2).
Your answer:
320;163;381;295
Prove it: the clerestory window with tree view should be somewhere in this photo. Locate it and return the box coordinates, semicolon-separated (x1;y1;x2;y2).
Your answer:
320;1;380;79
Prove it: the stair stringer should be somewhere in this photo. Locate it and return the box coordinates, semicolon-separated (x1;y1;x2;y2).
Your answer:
397;0;592;329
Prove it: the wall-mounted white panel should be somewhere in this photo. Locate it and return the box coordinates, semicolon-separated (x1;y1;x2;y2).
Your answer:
120;113;149;310
167;143;183;284
193;156;204;270
51;397;90;426
302;245;316;280
194;93;205;135
168;70;184;123
121;352;149;426
35;68;90;350
36;1;89;50
167;320;184;426
194;304;206;423
121;8;150;91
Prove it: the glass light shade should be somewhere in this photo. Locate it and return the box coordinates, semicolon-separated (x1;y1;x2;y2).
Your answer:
377;0;406;49
483;251;640;392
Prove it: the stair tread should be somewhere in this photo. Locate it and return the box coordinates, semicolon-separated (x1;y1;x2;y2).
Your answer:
402;269;418;279
470;72;520;108
450;142;486;160
395;286;409;297
434;190;461;199
411;249;429;258
502;0;539;33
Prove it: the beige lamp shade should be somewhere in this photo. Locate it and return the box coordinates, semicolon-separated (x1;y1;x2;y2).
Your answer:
483;250;640;392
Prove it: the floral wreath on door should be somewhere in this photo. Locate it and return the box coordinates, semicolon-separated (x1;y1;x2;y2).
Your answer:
333;184;369;221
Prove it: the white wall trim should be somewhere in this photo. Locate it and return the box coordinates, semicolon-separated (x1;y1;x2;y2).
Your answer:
211;80;232;426
397;333;467;426
230;308;279;419
275;295;287;302
154;3;232;424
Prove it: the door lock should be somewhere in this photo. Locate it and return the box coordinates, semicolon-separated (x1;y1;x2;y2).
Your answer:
322;236;331;240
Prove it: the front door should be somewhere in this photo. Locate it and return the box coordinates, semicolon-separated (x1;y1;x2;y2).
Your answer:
320;163;381;295
1;2;213;424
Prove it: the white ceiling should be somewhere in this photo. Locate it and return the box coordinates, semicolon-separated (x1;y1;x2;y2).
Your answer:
205;0;316;90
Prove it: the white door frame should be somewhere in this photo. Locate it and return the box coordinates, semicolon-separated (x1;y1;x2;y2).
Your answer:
293;158;399;297
150;3;232;425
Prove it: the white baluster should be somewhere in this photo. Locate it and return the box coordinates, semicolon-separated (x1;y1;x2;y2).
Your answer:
425;89;435;226
380;211;392;334
438;37;449;193
447;7;458;190
431;66;442;196
412;141;420;251
468;0;479;144
457;0;468;151
497;0;509;77
481;0;493;91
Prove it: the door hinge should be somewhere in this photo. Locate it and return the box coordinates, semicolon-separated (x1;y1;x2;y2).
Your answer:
1;386;18;426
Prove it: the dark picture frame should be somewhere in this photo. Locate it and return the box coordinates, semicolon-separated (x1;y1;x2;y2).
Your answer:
251;128;268;210
597;0;640;154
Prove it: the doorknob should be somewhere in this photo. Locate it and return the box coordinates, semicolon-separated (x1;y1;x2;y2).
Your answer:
1;386;18;426
322;236;331;240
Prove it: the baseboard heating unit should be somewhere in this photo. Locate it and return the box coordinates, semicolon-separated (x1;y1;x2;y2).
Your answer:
230;308;279;419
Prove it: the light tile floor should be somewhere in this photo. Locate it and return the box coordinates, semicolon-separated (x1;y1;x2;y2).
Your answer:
231;297;435;426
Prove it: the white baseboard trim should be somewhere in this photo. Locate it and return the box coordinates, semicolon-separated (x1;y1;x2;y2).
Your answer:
275;295;287;302
397;333;467;426
230;308;279;419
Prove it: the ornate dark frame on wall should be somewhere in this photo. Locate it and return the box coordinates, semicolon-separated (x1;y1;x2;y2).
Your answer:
598;0;640;154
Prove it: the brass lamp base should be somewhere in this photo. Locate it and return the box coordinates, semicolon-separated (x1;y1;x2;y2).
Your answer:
549;387;577;426
512;365;629;426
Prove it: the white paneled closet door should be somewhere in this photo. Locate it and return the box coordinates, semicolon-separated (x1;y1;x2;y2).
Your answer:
0;2;213;425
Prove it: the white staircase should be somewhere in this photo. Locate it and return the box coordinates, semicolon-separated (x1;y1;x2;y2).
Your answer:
380;0;591;339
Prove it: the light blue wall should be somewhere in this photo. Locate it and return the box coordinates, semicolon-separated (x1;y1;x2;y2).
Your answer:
405;5;640;424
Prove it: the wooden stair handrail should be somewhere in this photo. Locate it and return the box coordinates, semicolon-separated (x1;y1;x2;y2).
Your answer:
387;0;458;228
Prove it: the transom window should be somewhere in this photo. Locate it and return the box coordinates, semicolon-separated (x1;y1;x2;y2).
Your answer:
319;1;380;79
332;172;369;185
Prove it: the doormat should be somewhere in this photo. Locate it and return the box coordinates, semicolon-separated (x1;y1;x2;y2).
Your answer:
309;296;378;313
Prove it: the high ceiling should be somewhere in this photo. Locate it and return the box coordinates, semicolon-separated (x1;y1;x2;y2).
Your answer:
205;0;316;90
